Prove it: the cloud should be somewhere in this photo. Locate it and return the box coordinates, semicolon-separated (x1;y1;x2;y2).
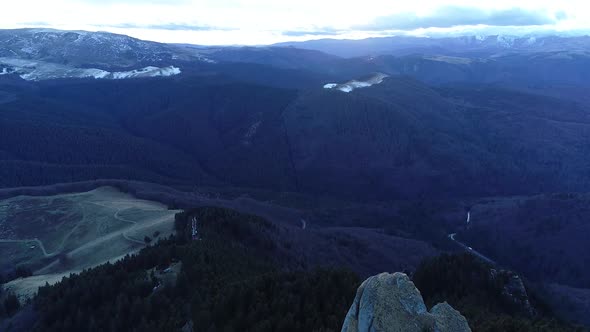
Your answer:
17;21;52;27
2;1;586;45
80;0;191;4
145;24;222;31
282;29;342;37
360;6;564;31
93;23;229;31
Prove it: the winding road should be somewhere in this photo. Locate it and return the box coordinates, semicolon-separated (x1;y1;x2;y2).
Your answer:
448;232;496;266
87;201;163;244
1;198;174;275
0;202;88;257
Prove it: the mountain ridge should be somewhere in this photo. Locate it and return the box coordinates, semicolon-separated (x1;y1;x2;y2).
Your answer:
274;34;590;58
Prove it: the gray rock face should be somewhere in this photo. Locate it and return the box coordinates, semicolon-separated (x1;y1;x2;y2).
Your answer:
430;302;471;332
341;272;471;332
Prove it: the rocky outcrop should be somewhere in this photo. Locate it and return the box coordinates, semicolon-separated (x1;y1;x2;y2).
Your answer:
490;269;536;317
341;272;471;332
430;302;471;332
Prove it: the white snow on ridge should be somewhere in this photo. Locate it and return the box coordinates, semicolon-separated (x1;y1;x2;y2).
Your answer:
0;57;181;81
110;66;181;79
242;120;262;145
425;55;472;65
323;73;388;93
496;35;516;48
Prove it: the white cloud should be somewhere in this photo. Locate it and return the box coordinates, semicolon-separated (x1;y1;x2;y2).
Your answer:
1;0;589;45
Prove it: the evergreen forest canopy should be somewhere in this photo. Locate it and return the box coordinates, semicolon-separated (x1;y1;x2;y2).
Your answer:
1;207;579;332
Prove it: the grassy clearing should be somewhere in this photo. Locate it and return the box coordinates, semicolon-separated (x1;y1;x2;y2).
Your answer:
0;186;180;302
0;242;45;272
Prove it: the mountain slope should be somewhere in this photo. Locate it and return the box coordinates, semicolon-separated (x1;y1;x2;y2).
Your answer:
367;52;590;89
0;78;214;187
275;76;590;198
0;28;190;69
198;46;341;71
3;71;590;198
461;193;590;289
275;35;590;58
2;28;590;199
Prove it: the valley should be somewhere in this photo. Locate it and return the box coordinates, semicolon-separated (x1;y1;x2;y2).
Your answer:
1;26;590;331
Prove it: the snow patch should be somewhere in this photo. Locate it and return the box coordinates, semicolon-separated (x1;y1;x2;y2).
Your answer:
0;57;181;81
425;55;472;65
323;73;388;93
110;66;181;79
243;121;261;145
496;35;516;47
20;46;37;55
525;36;537;45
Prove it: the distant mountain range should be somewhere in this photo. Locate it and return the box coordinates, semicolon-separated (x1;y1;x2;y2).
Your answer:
2;28;590;84
1;28;590;197
275;34;590;58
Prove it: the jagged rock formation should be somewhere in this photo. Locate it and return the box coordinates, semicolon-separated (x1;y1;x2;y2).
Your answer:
341;272;471;332
490;269;536;317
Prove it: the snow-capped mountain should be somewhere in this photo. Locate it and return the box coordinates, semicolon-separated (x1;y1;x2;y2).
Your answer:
0;28;189;69
0;28;213;81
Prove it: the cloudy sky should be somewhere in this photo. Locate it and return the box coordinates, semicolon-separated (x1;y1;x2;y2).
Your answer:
2;0;589;45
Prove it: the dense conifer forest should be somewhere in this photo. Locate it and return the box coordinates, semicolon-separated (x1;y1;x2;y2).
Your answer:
29;207;359;332
0;207;578;331
414;254;585;332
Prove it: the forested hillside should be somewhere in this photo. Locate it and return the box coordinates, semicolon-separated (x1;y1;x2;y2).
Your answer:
3;71;590;199
1;207;581;331
30;207;360;332
460;194;590;289
413;254;584;332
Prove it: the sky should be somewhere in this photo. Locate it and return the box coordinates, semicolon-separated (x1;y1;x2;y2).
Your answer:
1;0;589;45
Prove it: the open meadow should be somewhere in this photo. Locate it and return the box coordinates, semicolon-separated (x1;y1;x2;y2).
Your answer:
0;186;179;302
